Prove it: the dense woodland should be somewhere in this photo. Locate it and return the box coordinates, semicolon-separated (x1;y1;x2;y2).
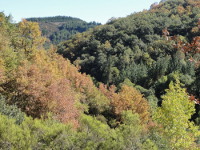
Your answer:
0;0;200;149
58;0;200;122
27;16;100;45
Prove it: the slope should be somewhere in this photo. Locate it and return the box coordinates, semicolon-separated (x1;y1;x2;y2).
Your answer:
58;0;199;94
57;0;200;122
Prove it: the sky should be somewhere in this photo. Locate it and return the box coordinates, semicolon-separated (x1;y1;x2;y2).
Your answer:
0;0;158;24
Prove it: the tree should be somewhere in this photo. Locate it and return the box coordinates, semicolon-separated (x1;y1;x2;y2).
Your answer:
116;111;145;149
153;81;199;149
0;114;32;149
0;95;25;125
111;85;150;124
9;51;81;126
75;114;120;150
14;19;46;53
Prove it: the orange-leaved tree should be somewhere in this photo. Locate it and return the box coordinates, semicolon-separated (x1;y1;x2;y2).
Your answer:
11;50;80;126
100;84;150;124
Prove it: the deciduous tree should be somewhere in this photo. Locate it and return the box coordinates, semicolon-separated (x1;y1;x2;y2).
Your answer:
153;81;199;149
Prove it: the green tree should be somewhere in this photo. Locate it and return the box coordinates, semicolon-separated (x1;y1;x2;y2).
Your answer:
116;111;144;150
0;114;32;150
0;95;25;124
75;114;121;150
153;81;199;149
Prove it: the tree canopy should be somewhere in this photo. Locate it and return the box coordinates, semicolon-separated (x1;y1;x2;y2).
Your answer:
27;16;101;45
0;0;200;148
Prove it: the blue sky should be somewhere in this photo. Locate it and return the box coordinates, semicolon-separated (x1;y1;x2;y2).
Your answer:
0;0;158;24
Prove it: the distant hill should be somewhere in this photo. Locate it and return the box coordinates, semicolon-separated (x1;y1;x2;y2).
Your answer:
26;16;101;45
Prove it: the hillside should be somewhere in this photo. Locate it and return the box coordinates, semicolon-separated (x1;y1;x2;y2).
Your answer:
58;0;200;125
58;0;200;100
0;0;200;149
27;16;101;45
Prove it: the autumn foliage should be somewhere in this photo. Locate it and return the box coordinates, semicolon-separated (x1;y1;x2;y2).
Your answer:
99;84;150;124
0;0;200;148
0;18;109;127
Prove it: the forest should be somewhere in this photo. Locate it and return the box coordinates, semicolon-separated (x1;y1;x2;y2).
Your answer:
0;0;200;149
27;16;100;45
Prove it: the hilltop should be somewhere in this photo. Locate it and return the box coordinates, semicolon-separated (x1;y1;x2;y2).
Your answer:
27;16;101;45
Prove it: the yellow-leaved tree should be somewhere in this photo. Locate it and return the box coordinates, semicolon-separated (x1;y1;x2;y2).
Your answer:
13;19;46;54
153;81;200;149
